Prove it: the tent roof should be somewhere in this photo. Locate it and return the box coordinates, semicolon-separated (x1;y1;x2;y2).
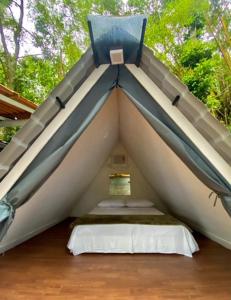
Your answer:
0;45;230;182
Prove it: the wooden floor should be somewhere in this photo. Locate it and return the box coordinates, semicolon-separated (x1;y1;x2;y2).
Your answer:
0;220;231;300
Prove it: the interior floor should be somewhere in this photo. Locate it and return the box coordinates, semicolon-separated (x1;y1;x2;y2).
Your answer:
0;219;231;300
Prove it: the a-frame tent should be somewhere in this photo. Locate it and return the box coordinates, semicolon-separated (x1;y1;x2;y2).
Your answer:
0;15;230;253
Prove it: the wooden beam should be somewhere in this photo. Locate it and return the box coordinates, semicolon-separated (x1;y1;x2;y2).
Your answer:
0;93;35;114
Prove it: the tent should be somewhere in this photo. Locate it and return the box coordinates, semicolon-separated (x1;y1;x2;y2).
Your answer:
0;15;230;253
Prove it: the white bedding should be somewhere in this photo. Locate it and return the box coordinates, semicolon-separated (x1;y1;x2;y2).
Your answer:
67;207;199;257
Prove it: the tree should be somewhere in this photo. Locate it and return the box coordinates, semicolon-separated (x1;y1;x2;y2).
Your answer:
0;0;24;89
15;56;61;105
30;0;123;78
143;0;210;76
129;0;230;129
206;0;231;72
0;0;230;141
0;0;125;142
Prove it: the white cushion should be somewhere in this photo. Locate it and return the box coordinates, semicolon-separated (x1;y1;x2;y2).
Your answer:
97;199;125;208
125;199;154;208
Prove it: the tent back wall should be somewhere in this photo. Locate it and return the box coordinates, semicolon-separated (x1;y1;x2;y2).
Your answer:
71;142;164;217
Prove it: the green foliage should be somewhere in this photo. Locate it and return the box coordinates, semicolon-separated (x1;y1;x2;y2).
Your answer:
144;0;210;75
180;40;213;68
0;0;25;89
206;93;221;112
1;127;19;143
31;0;123;73
0;58;5;83
139;0;230;130
0;0;230;145
182;59;217;101
14;56;61;105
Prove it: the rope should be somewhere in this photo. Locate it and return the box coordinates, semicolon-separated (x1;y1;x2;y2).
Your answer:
110;65;122;90
56;96;65;109
209;191;219;207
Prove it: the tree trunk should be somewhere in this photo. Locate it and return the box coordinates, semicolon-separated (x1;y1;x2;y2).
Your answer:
0;0;24;89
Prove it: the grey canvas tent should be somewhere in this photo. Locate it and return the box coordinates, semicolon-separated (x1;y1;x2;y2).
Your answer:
0;15;231;253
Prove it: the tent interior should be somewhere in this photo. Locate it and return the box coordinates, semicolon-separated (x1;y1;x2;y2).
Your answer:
1;88;231;253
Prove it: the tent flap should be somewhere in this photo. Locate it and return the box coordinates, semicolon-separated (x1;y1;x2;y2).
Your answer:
0;200;14;241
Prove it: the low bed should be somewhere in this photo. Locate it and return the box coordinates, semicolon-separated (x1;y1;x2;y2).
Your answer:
68;201;199;257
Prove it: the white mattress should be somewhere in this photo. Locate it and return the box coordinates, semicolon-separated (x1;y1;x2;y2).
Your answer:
89;207;165;215
67;224;199;257
68;206;199;257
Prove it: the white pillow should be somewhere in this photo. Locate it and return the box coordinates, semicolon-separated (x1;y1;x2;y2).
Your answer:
125;199;154;208
97;199;125;208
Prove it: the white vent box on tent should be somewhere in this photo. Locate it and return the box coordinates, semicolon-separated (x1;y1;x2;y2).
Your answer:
110;49;124;65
